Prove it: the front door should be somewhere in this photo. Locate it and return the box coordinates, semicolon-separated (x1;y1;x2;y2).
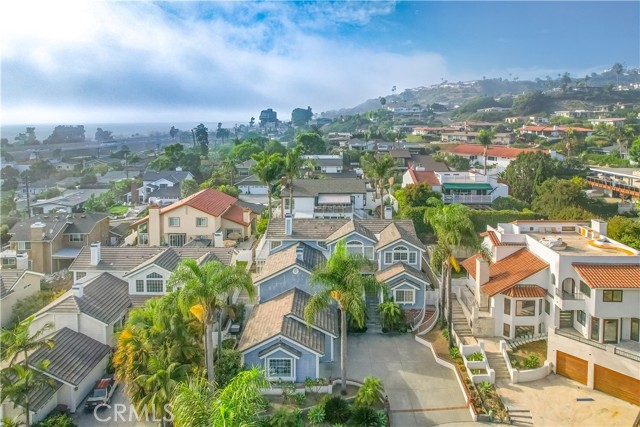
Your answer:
603;319;618;343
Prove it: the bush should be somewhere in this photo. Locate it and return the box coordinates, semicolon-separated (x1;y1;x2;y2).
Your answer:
9;289;64;327
213;349;243;388
492;196;529;211
322;396;351;424
355;376;384;407
221;338;236;350
469;209;540;231
307;405;325;426
449;347;461;359
442;329;449;341
523;354;540;369
466;352;484;362
34;413;75;427
347;405;386;427
293;392;306;407
347;312;367;333
378;300;403;332
228;302;246;325
267;408;303;427
478;381;492;394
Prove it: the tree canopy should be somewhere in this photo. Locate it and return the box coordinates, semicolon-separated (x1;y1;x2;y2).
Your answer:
295;131;326;155
502;151;557;204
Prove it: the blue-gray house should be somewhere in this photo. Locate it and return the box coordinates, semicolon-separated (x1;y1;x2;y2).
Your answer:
238;288;337;383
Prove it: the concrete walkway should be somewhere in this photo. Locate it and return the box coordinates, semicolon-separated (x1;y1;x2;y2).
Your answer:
323;333;472;426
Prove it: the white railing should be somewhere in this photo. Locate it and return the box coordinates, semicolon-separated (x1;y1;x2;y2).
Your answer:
414;305;439;335
443;194;494;204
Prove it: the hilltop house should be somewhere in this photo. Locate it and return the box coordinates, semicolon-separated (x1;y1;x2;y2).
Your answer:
132;188;263;247
458;219;639;405
8;213;110;274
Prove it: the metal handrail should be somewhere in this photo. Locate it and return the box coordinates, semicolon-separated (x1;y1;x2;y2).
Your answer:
555;328;607;350
554;289;586;300
614;347;640;362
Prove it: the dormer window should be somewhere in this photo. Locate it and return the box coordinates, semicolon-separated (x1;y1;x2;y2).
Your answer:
346;240;374;260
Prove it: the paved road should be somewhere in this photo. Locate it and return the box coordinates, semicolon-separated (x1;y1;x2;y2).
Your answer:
73;386;158;427
324;333;472;427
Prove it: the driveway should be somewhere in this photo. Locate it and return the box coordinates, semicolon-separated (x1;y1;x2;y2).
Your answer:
324;333;472;426
73;386;157;427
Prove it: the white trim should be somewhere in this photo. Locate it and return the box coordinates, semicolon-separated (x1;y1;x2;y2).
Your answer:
327;230;376;245
389;280;420;290
241;335;323;357
265;357;295;381
376;238;425;253
258;346;301;360
254;264;312;286
393;288;416;305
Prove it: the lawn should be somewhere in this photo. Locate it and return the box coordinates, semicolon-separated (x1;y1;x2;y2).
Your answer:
108;205;129;215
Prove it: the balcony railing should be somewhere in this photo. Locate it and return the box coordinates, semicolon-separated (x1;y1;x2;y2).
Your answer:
442;194;493;204
555;328;607;350
313;205;353;215
555;289;586;300
614;347;640;362
586;176;640;197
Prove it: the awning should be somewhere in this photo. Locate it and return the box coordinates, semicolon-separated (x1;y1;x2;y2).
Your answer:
318;194;351;205
52;247;82;259
442;183;493;191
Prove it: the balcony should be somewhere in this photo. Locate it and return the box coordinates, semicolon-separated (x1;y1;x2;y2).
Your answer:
586;176;640;198
442;194;494;205
313;204;353;218
554;288;586;311
555;328;640;362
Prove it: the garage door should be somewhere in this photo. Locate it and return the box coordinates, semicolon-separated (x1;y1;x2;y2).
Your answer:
556;351;587;385
594;365;640;405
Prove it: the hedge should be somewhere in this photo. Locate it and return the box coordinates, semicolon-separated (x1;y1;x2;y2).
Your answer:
469;210;541;231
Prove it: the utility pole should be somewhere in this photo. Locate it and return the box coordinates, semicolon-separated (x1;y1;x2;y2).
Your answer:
25;174;31;219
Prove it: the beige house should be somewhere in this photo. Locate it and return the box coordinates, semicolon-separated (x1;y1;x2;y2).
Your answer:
0;270;44;327
133;188;262;247
8;213;110;274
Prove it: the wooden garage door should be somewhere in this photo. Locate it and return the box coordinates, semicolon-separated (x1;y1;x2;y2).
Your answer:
594;365;640;405
556;351;587;385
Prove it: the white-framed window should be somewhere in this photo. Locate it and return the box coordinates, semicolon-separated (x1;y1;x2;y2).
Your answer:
266;358;293;380
68;233;83;242
168;217;180;227
270;240;282;250
146;272;164;293
17;242;31;251
384;252;392;264
409;252;417;265
2;258;16;266
136;279;144;293
345;240;375;260
196;217;208;227
393;289;415;304
392;246;415;264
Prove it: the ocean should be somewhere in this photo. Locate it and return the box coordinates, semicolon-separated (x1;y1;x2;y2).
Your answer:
1;121;245;141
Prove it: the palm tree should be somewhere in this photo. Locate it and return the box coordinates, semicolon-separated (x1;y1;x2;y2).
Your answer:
283;146;304;217
563;128;576;157
424;202;479;348
354;376;384;407
361;153;396;218
220;157;237;186
476;129;494;175
612;63;623;86
251;152;284;220
168;260;254;389
304;240;382;395
0;316;55;427
171;367;269;427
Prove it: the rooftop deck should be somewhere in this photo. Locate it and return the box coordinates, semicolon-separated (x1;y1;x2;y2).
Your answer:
527;231;636;256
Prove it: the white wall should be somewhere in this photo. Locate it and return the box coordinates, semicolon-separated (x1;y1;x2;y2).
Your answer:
293;197;315;218
79;314;107;345
69;356;109;412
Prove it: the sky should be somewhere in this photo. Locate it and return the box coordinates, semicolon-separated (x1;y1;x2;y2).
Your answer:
1;1;639;125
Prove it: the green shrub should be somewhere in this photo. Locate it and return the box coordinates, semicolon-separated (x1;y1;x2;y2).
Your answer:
355;376;384;407
221;338;236;350
347;405;386;427
34;413;75;427
228;302;246;325
322;396;351;423
267;408;303;427
523;354;540;369
213;349;243;388
293;392;306;407
442;329;450;341
449;347;460;359
469;209;540;231
478;381;492;394
466;351;484;362
307;405;325;426
378;300;403;332
492;196;529;211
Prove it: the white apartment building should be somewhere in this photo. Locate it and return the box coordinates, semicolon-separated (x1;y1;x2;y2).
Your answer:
458;219;639;405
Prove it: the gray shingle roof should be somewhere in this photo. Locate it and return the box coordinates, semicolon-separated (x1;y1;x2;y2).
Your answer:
70;247;164;272
375;262;430;285
253;243;326;283
291;179;366;197
142;171;193;184
36;273;131;324
326;219;377;244
9;213;108;242
258;342;302;358
0;270;25;298
2;369;62;411
266;218;349;241
123;247;234;276
31;328;111;386
238;288;336;355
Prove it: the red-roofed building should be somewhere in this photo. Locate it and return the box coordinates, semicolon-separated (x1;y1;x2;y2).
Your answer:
447;144;561;174
133;188;263;247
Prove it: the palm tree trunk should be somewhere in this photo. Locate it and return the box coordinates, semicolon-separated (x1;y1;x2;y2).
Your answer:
217;310;223;361
340;309;347;396
267;188;272;221
379;180;384;219
483;147;488;176
25;401;31;427
205;321;215;388
446;264;454;349
289;178;294;216
439;261;446;328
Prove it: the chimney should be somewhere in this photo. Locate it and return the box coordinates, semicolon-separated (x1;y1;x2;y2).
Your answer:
475;257;490;309
296;245;304;261
175;167;182;172
15;253;28;270
90;241;101;266
71;284;83;298
242;208;251;225
214;232;223;248
148;204;161;246
30;221;46;241
284;214;293;236
591;219;607;237
384;206;393;220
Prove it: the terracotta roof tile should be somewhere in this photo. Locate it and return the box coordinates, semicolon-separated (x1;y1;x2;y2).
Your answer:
407;168;440;186
461;248;548;297
502;285;547;298
573;263;640;289
221;204;250;226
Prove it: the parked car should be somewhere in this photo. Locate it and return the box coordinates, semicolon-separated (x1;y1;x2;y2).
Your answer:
84;376;118;411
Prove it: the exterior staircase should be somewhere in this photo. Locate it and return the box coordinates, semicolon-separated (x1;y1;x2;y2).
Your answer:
559;310;573;328
365;294;381;333
486;351;511;382
451;299;473;343
506;407;534;426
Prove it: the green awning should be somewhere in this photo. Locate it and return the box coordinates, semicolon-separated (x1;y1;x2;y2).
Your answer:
442;183;493;190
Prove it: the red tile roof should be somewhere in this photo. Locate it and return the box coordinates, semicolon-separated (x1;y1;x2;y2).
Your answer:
450;144;541;158
407;168;440;186
502;285;547;298
573;264;640;289
461;248;548;297
221;203;250;226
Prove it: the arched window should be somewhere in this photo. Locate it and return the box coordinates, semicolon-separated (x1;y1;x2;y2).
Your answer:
346;240;374;259
145;272;164;293
562;277;575;294
391;246;417;264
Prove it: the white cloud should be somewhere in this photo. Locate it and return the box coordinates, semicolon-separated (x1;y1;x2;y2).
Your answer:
1;1;447;123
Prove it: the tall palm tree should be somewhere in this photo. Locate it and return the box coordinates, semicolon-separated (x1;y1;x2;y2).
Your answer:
612;62;623;86
0;316;55;427
304;240;382;395
476;129;494;175
220;157;237;186
283;146;304;217
171;367;269;427
168;260;254;389
424;202;479;348
361;153;396;218
251;152;284;220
